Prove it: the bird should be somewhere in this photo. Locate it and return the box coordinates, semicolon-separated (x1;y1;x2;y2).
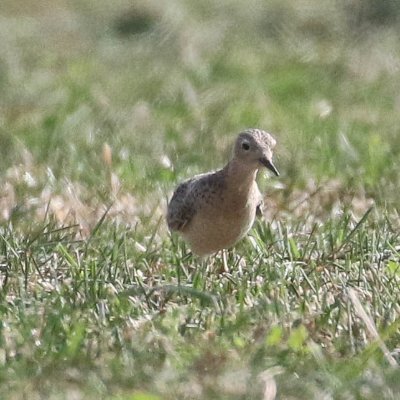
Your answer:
167;128;279;256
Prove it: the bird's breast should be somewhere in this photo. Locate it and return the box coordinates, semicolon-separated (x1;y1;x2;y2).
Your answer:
182;196;257;255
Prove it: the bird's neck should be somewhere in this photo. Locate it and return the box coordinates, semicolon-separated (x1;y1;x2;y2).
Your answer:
224;159;258;193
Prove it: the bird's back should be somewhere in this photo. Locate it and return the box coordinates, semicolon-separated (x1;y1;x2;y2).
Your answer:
167;170;225;232
167;178;195;231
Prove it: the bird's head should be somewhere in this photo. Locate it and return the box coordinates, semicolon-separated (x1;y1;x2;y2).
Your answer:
234;128;279;176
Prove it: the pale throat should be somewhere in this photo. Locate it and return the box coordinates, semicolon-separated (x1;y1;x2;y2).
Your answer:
225;158;259;194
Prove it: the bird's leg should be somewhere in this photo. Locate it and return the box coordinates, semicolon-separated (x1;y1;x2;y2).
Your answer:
204;255;212;275
221;249;229;274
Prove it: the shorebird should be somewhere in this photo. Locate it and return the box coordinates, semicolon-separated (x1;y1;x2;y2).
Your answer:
167;128;279;256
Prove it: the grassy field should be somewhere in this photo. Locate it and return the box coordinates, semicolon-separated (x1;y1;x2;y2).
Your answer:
1;0;400;398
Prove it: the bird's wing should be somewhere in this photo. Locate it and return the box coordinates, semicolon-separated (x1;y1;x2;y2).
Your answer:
167;178;197;231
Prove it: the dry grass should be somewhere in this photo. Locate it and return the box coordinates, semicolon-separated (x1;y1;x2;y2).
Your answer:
0;0;399;399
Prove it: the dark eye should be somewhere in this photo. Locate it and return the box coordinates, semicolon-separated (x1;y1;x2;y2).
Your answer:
242;142;250;150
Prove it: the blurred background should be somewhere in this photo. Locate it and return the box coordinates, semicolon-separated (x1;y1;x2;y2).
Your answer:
1;2;400;399
1;0;400;227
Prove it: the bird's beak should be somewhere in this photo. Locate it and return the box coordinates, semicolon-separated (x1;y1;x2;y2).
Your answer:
259;157;279;176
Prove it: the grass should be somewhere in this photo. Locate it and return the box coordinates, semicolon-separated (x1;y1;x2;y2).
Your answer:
1;0;400;398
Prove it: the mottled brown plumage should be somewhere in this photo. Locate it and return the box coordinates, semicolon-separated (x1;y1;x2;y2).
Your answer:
167;129;279;256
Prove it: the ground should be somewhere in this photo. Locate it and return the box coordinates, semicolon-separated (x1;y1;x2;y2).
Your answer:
0;0;399;399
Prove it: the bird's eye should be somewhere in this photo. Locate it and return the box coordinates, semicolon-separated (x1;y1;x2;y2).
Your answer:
242;142;250;150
